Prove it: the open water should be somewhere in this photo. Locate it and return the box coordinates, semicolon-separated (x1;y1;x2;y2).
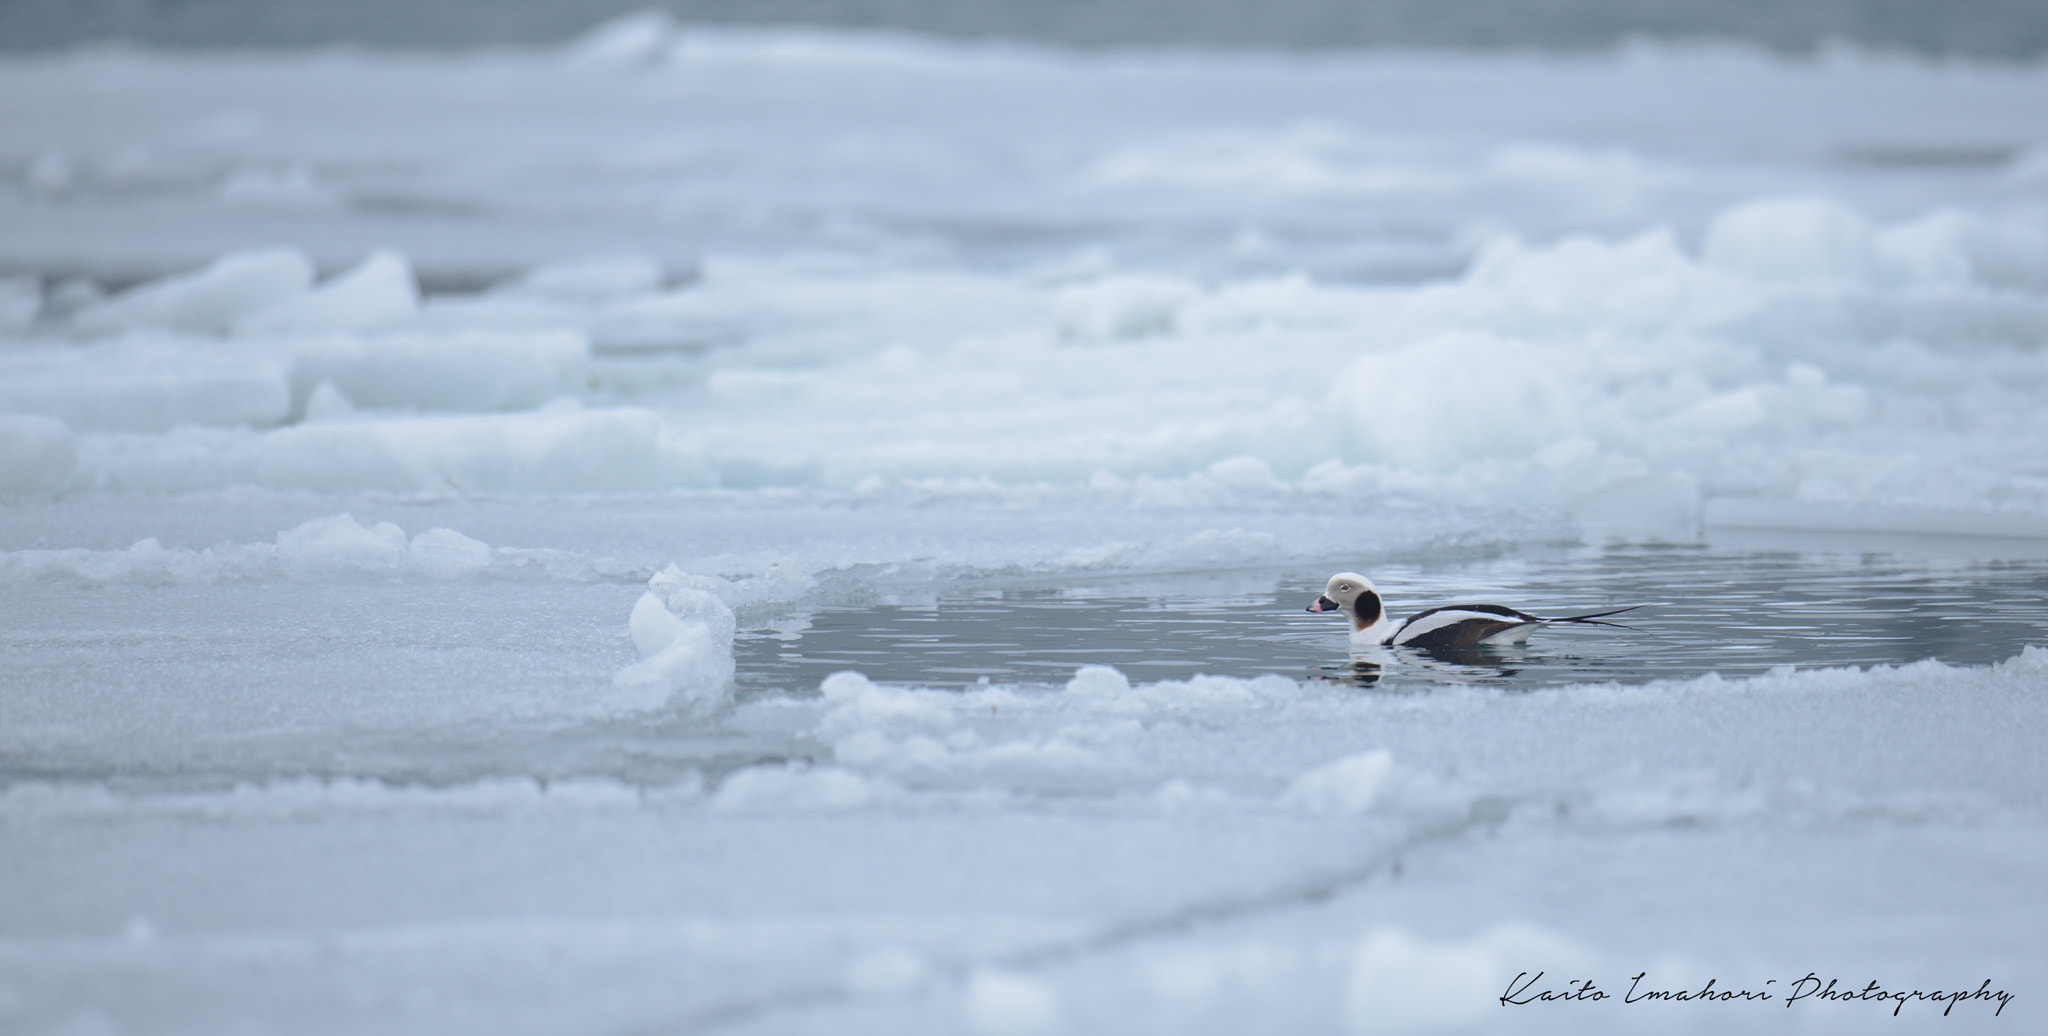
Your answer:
736;541;2048;694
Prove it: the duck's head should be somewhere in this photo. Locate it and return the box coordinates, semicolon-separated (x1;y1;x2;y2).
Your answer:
1307;572;1384;632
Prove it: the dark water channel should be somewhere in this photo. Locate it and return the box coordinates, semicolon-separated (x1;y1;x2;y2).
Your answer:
735;542;2048;695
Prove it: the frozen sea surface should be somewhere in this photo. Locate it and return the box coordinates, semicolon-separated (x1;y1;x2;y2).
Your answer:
3;501;2043;1034
7;0;2048;57
2;20;2046;1036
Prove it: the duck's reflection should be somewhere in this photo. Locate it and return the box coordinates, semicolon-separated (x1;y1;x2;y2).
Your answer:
1308;659;1385;686
1399;644;1527;680
1309;643;1527;687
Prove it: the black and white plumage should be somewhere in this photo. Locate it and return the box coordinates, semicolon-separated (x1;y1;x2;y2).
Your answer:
1305;572;1637;648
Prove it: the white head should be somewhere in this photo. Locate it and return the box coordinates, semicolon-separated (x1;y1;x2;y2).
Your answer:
1306;572;1384;633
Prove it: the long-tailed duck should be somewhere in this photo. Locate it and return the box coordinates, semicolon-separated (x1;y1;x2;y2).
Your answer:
1306;572;1637;648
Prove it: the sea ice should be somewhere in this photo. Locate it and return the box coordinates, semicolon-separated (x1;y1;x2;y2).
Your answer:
72;248;315;337
612;563;742;714
234;249;419;337
1;23;2044;1036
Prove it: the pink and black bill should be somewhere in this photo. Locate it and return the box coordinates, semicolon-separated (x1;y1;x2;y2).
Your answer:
1307;590;1384;629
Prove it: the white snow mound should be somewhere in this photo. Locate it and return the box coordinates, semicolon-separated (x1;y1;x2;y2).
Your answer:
612;564;738;715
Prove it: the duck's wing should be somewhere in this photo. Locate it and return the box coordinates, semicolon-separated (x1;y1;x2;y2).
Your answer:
1388;604;1543;648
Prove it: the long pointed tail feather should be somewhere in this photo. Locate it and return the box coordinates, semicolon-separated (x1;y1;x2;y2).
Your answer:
1547;605;1643;631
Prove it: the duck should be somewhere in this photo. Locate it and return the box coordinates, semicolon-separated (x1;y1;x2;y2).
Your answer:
1306;572;1637;649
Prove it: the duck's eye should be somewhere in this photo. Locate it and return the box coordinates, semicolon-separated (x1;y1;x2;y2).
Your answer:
1338;584;1351;592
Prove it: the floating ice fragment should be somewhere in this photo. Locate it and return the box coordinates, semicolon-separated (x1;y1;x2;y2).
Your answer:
613;603;733;714
646;565;742;638
235;250;418;337
627;589;689;658
0;341;294;433
613;566;737;715
73;248;315;336
818;672;957;739
275;513;409;580
1064;665;1131;698
805;674;1118;782
644;556;817;609
257;408;663;493
816;670;875;700
284;329;590;416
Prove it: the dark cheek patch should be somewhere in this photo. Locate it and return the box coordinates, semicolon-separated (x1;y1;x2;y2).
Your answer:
1352;590;1382;631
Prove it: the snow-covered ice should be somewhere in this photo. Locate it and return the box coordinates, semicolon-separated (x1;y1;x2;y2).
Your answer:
2;17;2046;1035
